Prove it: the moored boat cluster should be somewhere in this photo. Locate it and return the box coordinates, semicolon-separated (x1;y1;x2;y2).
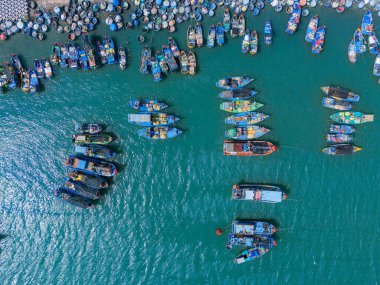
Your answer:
54;123;119;209
321;85;374;156
305;14;326;54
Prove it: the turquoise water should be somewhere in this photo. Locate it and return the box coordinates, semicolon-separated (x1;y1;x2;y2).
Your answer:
0;8;380;284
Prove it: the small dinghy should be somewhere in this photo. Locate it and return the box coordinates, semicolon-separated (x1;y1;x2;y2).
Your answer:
264;20;272;45
216;76;254;90
305;15;318;43
54;188;94;209
223;140;276;156
229;220;277;236
232;184;286;203
322;144;361;156
219;88;257;100
74;144;116;159
330;112;374;125
75;123;102;134
128;99;168;112
65;155;118;177
329;124;356;134
225;126;270;139
326;133;353;143
321;86;360;102
322;97;352;110
225;112;269;125
61;179;100;200
220;100;263;113
137;127;182;139
72;134;113;145
69;171;108;189
128;113;179;126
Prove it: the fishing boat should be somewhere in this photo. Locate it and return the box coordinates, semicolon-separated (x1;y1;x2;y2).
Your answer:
305;15;318;43
322;97;352;111
321;86;360;102
74;144;116;159
227;232;276;249
29;70;39;93
75;123;102;134
84;35;97;69
329;124;356;134
219;89;257;101
216;76;254;90
348;40;357;64
353;28;366;54
21;69;30;93
50;43;60;65
231;14;239;38
322;144;361;156
10;54;23;73
238;14;245;37
311;26;326;54
233;243;274;264
264;20;272;45
69;171;109;190
207;25;216;48
229;220;277;236
140;46;151;74
241;30;250;54
225;112;269;125
168;37;181;58
2;63;18;89
53;188;94;209
128;99;168;112
61;179;100;200
72;133;113;144
34;59;44;78
361;11;373;36
151;58;163;82
368;32;379;55
232;184;286;203
326;134;353;143
163;45;179;72
188;51;196;76
285;3;301;35
65;155;118;177
249;30;258;55
0;67;8;94
330;112;374;125
137;127;182;140
118;46;127;70
156;51;169;74
225;126;270;140
103;36;117;65
77;46;90;71
223;8;231;33
59;44;69;68
180;51;189;75
220;100;263;113
187;25;196;49
67;43;79;69
195;22;203;47
216;23;225;46
223;140;276;156
96;40;107;65
374;54;380;77
43;59;53;78
128;113;179;126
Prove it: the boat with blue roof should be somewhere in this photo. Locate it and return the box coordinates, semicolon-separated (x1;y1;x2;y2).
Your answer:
232;184;286;203
77;46;90;71
353;28;366;54
227;233;276;250
207;25;216;48
326;134;353;143
229;220;277;237
241;30;250;54
264;20;272;45
65;155;118;177
137;127;182;140
59;44;69;68
225;112;269;125
128;99;168;112
305;15;318;43
329;124;356;134
285;3;301;35
128;113;179;126
103;36;117;65
311;26;326;54
216;22;225;46
29;70;39;93
361;11;373;36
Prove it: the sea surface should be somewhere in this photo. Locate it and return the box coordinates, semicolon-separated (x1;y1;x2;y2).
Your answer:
0;8;379;284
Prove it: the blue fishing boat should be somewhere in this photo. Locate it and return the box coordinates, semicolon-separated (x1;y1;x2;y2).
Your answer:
128;113;180;126
225;126;270;140
67;43;79;69
163;45;179;72
216;22;225;46
65;155;118;177
285;3;301;35
128;99;168;112
326;133;353;143
329;124;356;134
241;30;250;54
368;32;379;55
43;59;53;78
223;8;231;33
168;37;181;58
216;76;254;90
348;40;357;64
155;50;169;74
353;28;366;54
84;35;98;69
207;25;216;48
249;30;258;55
96;40;107;65
225;112;269;125
229;220;276;236
77;46;90;71
311;26;326;54
233;241;276;264
103;36;117;65
322;97;352;110
53;188;94;209
361;11;373;36
61;179;100;200
232;184;287;203
69;171;109;190
305;15;318;43
227;233;276;250
10;54;23;74
330;112;374;125
74;144;116;159
59;44;69;68
29;70;39;93
219;88;257;101
34;59;44;78
151;58;163;82
137;127;182;139
140;46;151;74
374;54;380;77
264;20;272;45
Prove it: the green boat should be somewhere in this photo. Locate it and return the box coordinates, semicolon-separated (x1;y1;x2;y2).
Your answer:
330;112;374;125
220;100;263;113
72;134;113;145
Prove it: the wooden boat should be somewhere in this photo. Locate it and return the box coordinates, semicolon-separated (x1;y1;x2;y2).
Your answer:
285;3;301;35
348;40;357;64
232;184;286;203
128;113;179;126
72;134;113;144
77;45;90;71
322;97;352;111
29;70;39;93
223;140;276;156
326;134;353;143
241;30;250;54
353;28;366;54
322;144;361;156
140;46;151;74
180;50;189;75
151;58;163;82
67;43;79;69
305;15;318;43
225;112;269;125
219;88;257;101
321;86;360;102
69;171;108;189
238;14;245;37
207;25;216;48
75;123;102;134
74;144;116;159
103;36;117;65
220;100;263;113
230;14;239;38
188;51;196;76
329;124;355;134
374;54;380;77
227;231;276;249
361;11;373;36
249;30;258;55
233;242;274;264
156;50;169;74
96;40;107;65
264;20;272;45
59;44;69;68
330;112;374;125
187;25;196;49
368;32;379;55
43;59;53;78
128;99;167;112
53;188;94;209
163;45;179;72
137;127;182;139
225;126;270;140
21;69;30;93
168;37;181;58
223;8;231;33
50;43;60;65
229;220;277;236
65;155;118;177
61;179;100;200
216;22;225;46
195;22;203;47
311;26;326;54
216;76;254;90
34;59;44;78
118;46;127;70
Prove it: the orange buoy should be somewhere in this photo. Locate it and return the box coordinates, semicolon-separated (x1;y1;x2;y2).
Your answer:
216;229;222;235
